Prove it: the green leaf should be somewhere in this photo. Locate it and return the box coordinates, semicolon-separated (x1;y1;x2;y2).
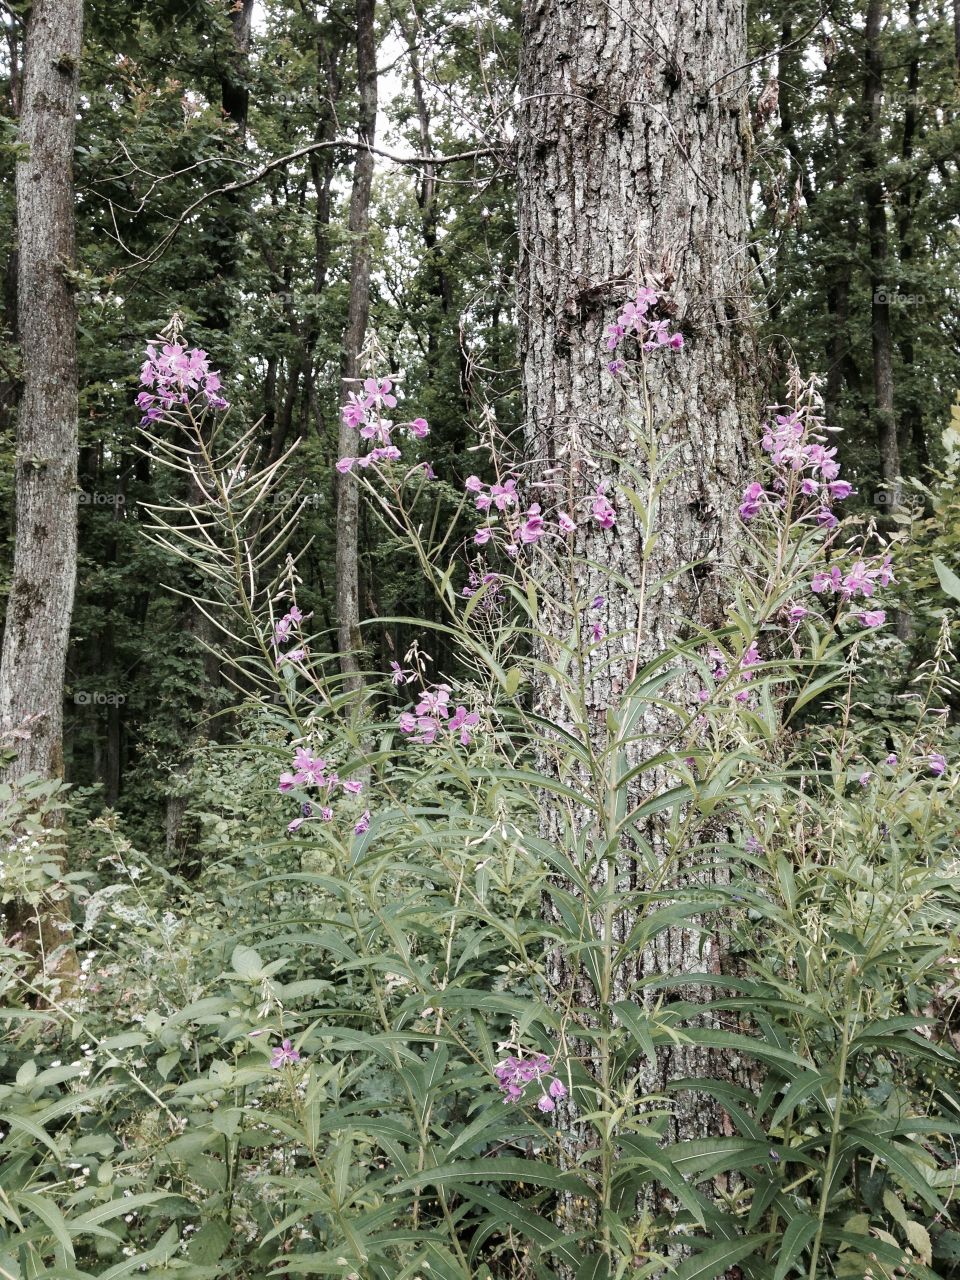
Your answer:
0;1112;61;1157
611;1000;656;1061
16;1192;74;1260
187;1219;232;1265
671;1234;771;1280
773;1214;818;1280
904;1220;933;1265
845;1129;944;1212
464;1187;583;1267
72;1191;181;1230
230;944;264;977
14;1061;36;1087
394;1158;594;1197
934;556;960;603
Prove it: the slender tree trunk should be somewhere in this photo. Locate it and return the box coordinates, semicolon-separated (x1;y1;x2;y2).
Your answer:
861;0;900;504
222;0;254;144
895;0;930;481
517;0;755;1227
0;0;84;978
335;0;377;690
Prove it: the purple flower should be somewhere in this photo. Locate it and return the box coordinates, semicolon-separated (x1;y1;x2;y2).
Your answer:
745;835;763;853
828;480;853;500
138;339;229;424
859;771;872;787
885;753;898;766
738;482;765;521
408;416;429;438
292;748;326;785
857;609;886;628
812;567;843;595
607;359;626;376
558;511;577;533
336;456;356;473
519;503;546;544
341;394;367;429
270;1039;301;1069
354;809;370;835
449;705;480;745
929;753;947;778
494;1050;563;1112
591;487;616;529
363;376;397;409
788;605;808;623
740;642;761;672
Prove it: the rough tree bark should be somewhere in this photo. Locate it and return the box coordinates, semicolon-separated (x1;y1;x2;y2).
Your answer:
0;0;84;975
335;0;377;691
517;0;755;1198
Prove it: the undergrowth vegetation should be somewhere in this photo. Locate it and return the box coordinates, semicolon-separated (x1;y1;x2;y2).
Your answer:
2;321;960;1279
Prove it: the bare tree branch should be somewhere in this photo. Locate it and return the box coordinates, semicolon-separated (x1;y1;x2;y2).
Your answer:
118;137;510;278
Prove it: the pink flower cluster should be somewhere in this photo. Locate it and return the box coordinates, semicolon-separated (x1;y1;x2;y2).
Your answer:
699;642;761;706
278;748;363;832
466;474;616;550
739;408;850;528
738;396;896;631
461;568;504;613
398;683;480;747
337;375;429;473
604;286;684;374
811;555;895;628
494;1052;567;1113
137;341;229;424
859;751;948;786
273;603;308;665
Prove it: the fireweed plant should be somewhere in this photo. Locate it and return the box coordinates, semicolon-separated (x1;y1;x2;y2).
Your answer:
2;302;959;1280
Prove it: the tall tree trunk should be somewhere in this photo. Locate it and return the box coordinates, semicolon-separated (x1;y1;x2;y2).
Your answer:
895;0;930;481
335;0;377;691
517;0;755;1226
861;0;901;504
0;0;84;979
222;0;254;144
